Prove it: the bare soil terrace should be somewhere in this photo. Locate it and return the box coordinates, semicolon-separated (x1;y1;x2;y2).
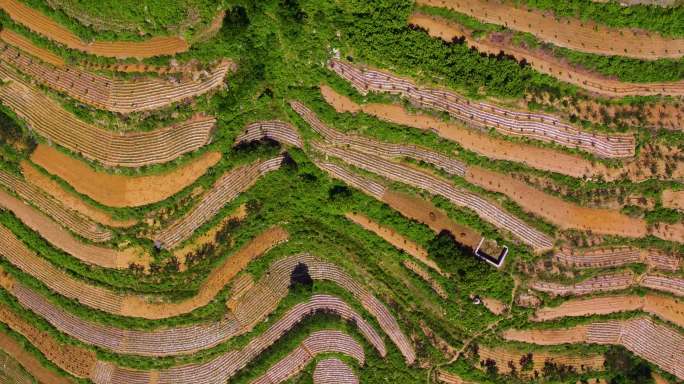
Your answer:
31;145;221;208
21;161;137;228
417;0;684;60
321;84;607;179
0;330;74;384
533;294;684;328
663;189;684;211
0;0;189;58
345;212;442;274
409;12;684;98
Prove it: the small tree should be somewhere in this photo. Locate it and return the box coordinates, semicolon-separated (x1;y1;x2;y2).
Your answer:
290;262;313;291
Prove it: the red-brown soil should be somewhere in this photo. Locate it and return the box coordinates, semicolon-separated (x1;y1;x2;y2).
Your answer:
0;29;64;67
173;204;247;270
534;294;684;328
381;190;483;250
345;212;442;274
0;331;74;384
321;84;605;179
0;0;189;58
31;145;221;208
663;190;684;211
416;0;684;60
477;345;604;376
21;161;137;228
409;13;684;98
464;166;648;238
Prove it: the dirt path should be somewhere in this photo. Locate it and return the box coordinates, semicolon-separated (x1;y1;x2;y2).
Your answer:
0;331;74;384
381;190;483;250
321;84;606;179
31;145;221;208
0;0;189;59
464;165;649;238
345;212;443;274
21;161;136;228
663;190;684;211
0;28;64;67
0;187;148;269
0;304;96;379
533;293;684;328
416;0;684;60
409;12;684;98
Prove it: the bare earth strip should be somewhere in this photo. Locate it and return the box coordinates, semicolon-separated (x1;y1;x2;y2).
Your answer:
31;145;221;208
416;0;684;60
0;0;189;58
409;13;684;97
533;294;684;328
503;318;684;379
329;59;635;159
533;272;684;298
0;224;286;319
0;330;75;384
345;212;442;274
321;84;608;179
0;29;64;67
477;345;604;377
21;161;137;228
0;36;234;113
0;187;148;269
553;246;681;272
663;190;684;211
0;66;216;168
464;166;655;239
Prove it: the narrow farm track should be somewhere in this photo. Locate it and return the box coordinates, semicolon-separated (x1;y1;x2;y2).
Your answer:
409;12;684;97
153;156;285;249
533;293;684;328
0;66;215;167
0;0;189;58
0;330;75;384
0;187;148;269
503;317;684;379
0;253;412;357
329;60;636;159
31;145;222;208
0;224;286;319
0;35;234;113
417;0;684;60
0;29;64;67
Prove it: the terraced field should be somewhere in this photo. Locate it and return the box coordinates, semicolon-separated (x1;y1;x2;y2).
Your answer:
0;0;681;383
